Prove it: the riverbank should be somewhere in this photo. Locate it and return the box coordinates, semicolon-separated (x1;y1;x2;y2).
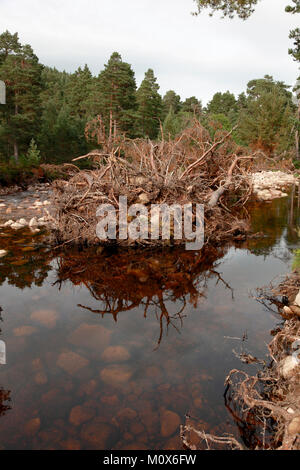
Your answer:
251;171;298;201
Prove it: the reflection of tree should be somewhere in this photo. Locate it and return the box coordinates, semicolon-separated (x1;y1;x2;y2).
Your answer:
55;245;232;346
0;388;11;418
247;195;300;257
0;229;53;289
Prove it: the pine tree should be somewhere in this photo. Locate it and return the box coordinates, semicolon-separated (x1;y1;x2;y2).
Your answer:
238;76;294;155
181;96;202;116
98;52;137;138
136;69;162;139
0;31;42;162
162;90;181;119
206;91;237;116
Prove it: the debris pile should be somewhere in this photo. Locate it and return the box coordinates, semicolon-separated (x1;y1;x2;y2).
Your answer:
52;121;254;247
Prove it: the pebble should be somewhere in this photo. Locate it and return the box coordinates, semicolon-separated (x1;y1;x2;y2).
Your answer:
80;418;119;449
13;326;37;337
160;410;181;437
30;309;58;328
69;405;94;426
100;364;133;386
101;346;131;363
68;323;112;351
0;249;8;257
57;351;90;376
288;416;300;435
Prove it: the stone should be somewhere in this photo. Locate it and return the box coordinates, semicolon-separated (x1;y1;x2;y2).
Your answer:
288;416;300;435
4;220;13;226
13;325;37;337
100;394;120;406
193;397;203;409
80;418;119;449
101;345;130;363
78;379;97;396
138;193;150;204
57;351;89;376
25;417;41;436
160;410;181;438
0;249;8;258
289;305;300;318
120;442;148;450
69;405;94;426
294;290;300;307
30;309;58;328
130;422;145;436
100;365;133;386
11;223;23;230
114;408;137;426
279;356;300;379
60;438;81;450
34;371;48;385
29;217;38;227
17;218;27;226
68;323;112;351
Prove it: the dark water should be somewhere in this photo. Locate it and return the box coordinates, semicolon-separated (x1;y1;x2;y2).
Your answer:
0;194;299;450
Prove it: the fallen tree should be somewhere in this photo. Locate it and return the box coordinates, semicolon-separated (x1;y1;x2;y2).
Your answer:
51;119;254;247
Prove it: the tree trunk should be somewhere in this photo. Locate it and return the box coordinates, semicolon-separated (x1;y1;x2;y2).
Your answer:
13;141;19;163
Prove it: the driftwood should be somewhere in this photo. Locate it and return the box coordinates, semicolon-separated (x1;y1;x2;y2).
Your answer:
52;120;254;247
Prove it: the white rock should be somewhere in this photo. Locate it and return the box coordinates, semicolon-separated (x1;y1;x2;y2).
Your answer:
279;356;299;379
18;218;27;226
0;204;6;208
11;223;24;230
29;217;38;227
0;250;8;258
43;200;51;206
34;201;43;207
4;220;14;226
287;407;295;414
294;290;300;307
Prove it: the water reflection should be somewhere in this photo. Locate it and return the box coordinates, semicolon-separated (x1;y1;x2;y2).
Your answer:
0;195;298;449
55;246;230;347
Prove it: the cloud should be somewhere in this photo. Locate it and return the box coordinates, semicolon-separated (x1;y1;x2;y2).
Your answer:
0;0;299;103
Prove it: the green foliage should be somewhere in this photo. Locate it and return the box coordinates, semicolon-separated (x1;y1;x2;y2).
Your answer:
292;248;300;271
98;52;137;137
136;69;162;139
162;90;182;119
0;31;43;161
23;138;41;166
237;76;295;155
194;0;260;19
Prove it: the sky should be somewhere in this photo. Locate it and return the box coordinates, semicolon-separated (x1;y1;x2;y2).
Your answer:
0;0;299;104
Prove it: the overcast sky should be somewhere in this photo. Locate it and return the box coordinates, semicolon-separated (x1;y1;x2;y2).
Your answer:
0;0;299;104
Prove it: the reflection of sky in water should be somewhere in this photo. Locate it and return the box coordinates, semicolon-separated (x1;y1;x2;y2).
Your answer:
0;195;299;449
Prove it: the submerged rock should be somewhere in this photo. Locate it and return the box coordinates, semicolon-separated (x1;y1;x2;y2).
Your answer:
68;323;112;351
69;405;94;426
30;309;58;328
100;364;133;386
101;345;130;363
80;418;119;449
160;409;181;437
13;325;37;337
25;417;41;436
57;351;89;376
